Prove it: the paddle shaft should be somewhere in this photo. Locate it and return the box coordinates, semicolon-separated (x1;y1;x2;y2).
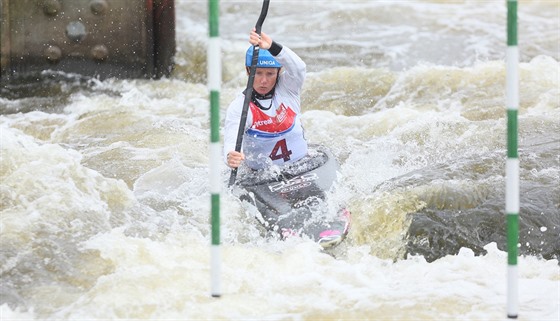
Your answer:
228;0;270;186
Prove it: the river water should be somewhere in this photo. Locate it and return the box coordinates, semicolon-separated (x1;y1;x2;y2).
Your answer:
1;0;559;320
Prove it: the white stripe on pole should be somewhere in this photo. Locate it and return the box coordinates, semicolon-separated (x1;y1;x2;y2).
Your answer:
209;144;222;194
208;38;222;91
507;265;519;315
506;47;519;108
211;245;221;296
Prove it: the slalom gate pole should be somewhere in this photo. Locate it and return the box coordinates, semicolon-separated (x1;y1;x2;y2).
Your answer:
208;0;222;298
506;0;519;318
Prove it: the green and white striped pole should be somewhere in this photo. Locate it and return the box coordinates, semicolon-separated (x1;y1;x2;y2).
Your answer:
506;0;519;318
208;0;222;298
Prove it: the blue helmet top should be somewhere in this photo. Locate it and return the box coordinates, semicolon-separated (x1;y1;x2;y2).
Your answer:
245;46;282;68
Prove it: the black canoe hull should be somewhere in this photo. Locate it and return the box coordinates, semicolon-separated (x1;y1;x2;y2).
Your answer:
234;145;350;248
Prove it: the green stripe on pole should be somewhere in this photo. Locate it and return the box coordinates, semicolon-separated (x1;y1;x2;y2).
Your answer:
211;194;220;245
210;90;220;143
507;1;518;46
507;109;518;158
507;214;519;265
209;0;219;37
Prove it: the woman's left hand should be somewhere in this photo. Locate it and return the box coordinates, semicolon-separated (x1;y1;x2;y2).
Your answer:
249;28;272;50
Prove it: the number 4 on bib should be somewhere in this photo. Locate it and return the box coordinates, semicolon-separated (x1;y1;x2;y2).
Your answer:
269;139;292;162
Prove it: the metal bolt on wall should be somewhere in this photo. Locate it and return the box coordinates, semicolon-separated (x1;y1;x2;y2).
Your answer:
0;0;175;81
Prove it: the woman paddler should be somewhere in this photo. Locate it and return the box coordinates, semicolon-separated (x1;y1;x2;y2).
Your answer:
223;28;308;170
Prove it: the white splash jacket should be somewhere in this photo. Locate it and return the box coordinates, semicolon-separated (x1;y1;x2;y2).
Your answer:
223;46;308;170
